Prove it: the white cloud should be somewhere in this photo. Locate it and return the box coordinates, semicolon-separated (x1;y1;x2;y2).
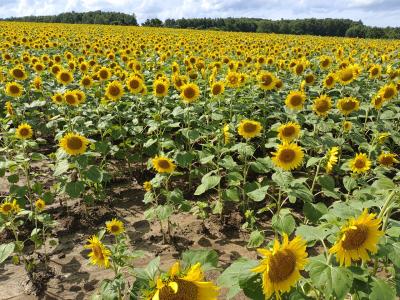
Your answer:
0;0;399;26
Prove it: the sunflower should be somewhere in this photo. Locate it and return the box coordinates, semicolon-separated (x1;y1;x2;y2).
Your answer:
319;55;332;69
238;119;262;140
343;121;352;132
10;66;27;80
371;95;384;110
84;235;111;268
143;181;152;192
126;74;144;94
225;71;241;88
350;153;371;174
304;73;315;85
369;64;381;79
258;71;276;90
5;101;14;115
378;152;399;167
377;132;390;144
74;90;86;104
59;133;89;156
325;147;339;173
98;67;111;81
252;234;308;300
378;83;398;102
5;82;23;97
277;122;301;142
323;73;336;89
105;80;124;101
329;209;383;267
285;91;306;111
313;94;332;117
105;219;125;236
223;124;230;144
57;69;74;85
0;199;20;216
64;90;79;106
152;156;176;173
35;199;46;211
148;261;219;300
210;81;225;96
16;123;33;139
80;75;93;88
153;80;169;97
272;143;304;171
180;83;200;104
337;97;360;116
336;66;356;85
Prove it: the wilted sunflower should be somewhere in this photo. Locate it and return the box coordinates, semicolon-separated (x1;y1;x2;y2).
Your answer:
252;234;308;300
313;94;332;117
181;83;200;103
16;123;33;139
106;219;124;236
148;261;219;300
258;71;276;90
350;153;371;174
272;143;304;171
211;81;225;96
126;74;143;94
378;83;398;102
105;80;124;101
0;199;21;215
35;199;46;211
84;235;111;268
5;82;24;97
153;80;169;97
277;122;301;142
325;147;339;173
336;66;356;85
337;97;360;116
285;91;306;111
57;69;74;85
238;119;262;140
378;152;399;167
60;133;89;156
329;209;383;267
152;156;176;173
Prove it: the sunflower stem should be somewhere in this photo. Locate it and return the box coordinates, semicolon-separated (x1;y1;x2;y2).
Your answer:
310;160;322;194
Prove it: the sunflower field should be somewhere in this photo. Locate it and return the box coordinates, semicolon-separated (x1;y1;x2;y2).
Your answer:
0;21;400;300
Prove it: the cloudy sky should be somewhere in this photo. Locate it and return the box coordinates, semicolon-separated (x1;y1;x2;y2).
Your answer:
0;0;399;27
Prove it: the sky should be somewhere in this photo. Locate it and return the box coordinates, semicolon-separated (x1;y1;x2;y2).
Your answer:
0;0;399;27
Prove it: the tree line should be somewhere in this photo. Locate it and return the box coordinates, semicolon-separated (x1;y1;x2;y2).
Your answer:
2;11;138;26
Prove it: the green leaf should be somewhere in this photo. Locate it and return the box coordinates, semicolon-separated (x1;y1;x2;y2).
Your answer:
306;157;321;168
194;175;221;195
369;278;396;300
343;176;357;192
308;259;353;299
272;213;296;235
223;188;240;202
84;165;103;183
372;177;395;191
156;205;173;221
181;249;218;271
7;174;19;184
217;258;259;299
65;181;85;198
318;175;335;191
388;242;400;267
135;256;160;281
247;230;265;248
303;202;328;223
0;243;15;265
239;273;264;300
175;151;195;167
296;225;330;242
247;185;269;202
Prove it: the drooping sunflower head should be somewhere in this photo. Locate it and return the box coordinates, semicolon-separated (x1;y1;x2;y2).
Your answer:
211;81;225;96
329;209;383;267
350;153;371;174
153;79;169;97
378;152;399;167
272;143;304;171
325;146;339;173
277;122;301;142
5;82;24;98
105;218;125;236
59;132;89;156
35;198;46;211
16;123;33;139
258;71;276;90
84;235;111;268
252;234;308;299
285;91;306;111
105;80;124;101
152;156;176;174
337;97;360;116
377;132;390;144
57;69;74;85
313;94;332;117
180;83;200;104
238;119;262;140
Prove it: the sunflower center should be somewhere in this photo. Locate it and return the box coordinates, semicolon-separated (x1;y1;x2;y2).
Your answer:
325;76;334;86
268;250;296;283
183;87;196;99
354;158;365;169
110;225;120;233
295;64;304;74
2;203;12;212
321;59;329;67
65;94;76;104
380;155;393;166
261;75;273;86
371;68;378;76
60;72;71;82
316;100;329;112
290;95;302;106
340;70;353;82
9;85;20;94
99;70;108;79
129;79;140;89
92;244;104;260
279;149;296;163
243;122;257;133
342;225;368;250
341;100;356;111
82;78;90;86
13;69;24;78
383;88;394;99
67;137;83;150
305;75;314;84
282;126;295;137
212;84;221;95
158;159;171;169
159;279;198;300
374;96;383;105
156;84;166;94
229;75;238;84
108;85;121;96
19;128;30;136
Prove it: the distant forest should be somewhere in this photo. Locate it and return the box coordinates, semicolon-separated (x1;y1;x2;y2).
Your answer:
2;10;400;39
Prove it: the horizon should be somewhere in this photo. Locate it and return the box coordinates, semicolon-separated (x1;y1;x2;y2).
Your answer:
0;0;399;27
